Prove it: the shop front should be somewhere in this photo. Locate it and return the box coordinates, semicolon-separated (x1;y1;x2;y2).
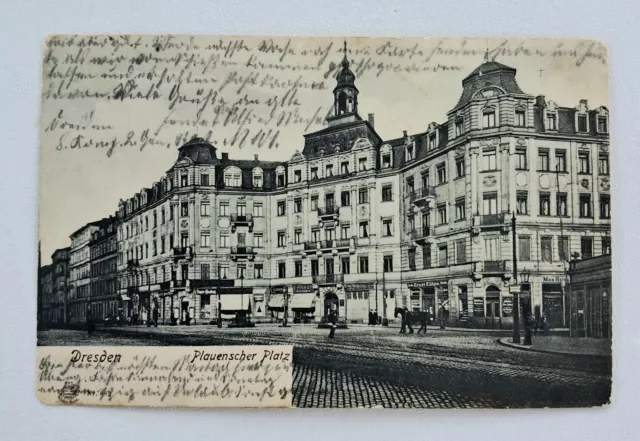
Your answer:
291;284;316;323
344;283;374;323
406;280;450;325
470;277;513;329
267;285;287;322
540;276;568;329
568;255;611;339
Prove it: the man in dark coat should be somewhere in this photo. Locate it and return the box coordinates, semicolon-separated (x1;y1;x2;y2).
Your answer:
328;310;337;339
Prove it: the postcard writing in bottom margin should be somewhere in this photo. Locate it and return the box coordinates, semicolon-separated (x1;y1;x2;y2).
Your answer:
37;345;293;408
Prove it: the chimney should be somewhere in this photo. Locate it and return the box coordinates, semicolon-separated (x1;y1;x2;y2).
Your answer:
221;152;229;161
535;95;546;107
403;130;408;138
368;113;375;128
254;154;259;161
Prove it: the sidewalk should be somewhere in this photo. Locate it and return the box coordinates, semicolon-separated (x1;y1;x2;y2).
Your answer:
499;336;611;357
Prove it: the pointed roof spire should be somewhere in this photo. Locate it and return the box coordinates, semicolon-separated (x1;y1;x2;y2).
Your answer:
342;39;350;68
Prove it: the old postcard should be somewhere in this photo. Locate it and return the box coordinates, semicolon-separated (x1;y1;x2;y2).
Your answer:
37;35;612;408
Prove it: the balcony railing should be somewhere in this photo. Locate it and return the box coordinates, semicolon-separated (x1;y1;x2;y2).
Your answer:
172;247;192;260
409;227;433;241
313;274;344;285
304;241;318;251
335;238;352;248
409;187;436;204
231;246;254;255
480;213;505;226
317;205;339;217
483;260;506;272
230;213;253;223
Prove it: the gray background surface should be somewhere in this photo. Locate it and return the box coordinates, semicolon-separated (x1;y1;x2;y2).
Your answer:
0;0;637;439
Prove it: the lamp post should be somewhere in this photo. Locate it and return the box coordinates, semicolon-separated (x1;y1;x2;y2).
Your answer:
511;213;521;344
520;270;532;346
240;272;244;326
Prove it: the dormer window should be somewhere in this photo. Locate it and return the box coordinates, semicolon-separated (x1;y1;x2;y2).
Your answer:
515;108;526;127
455;118;463;137
359;158;367;171
483;108;496;128
546;113;557;130
382;154;391;168
597;116;608;133
223;167;242;187
277;174;285;187
577;114;588;132
276;166;285;187
406;142;414;161
326;164;334;177
428;133;437;150
310;167;318;180
252;168;263;188
294;170;302;183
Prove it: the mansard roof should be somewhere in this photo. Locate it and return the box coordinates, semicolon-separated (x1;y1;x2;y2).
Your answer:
175;137;219;165
454;60;525;110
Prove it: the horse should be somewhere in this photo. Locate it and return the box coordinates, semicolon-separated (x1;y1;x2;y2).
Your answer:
395;307;429;334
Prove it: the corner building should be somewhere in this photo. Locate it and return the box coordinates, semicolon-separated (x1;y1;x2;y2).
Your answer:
114;51;610;329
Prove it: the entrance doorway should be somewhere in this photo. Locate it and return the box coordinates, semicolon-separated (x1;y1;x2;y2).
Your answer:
485;285;501;329
181;300;189;324
324;292;339;318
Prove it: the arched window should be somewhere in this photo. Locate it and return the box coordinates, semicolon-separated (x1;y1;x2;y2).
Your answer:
252;167;263;188
337;92;347;115
223;166;242;187
380;144;393;168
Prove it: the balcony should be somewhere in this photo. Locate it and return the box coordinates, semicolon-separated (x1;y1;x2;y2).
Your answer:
409;227;433;244
473;212;510;235
483;260;506;272
230;213;253;232
480;213;505;226
313;274;344;285
301;238;356;257
304;240;318;251
172;246;193;261
472;260;511;281
408;187;436;206
231;246;255;261
317;205;340;223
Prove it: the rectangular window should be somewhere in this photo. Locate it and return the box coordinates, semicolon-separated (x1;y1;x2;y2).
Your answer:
538;149;550;171
219;202;229;217
254;233;263;248
515;109;526;127
483;109;496;128
578;114;588;132
382;184;393;202
310;167;318;180
541;236;553;262
277;200;286;216
455;118;463;136
422;244;431;269
311;228;320;242
294;229;302;245
201;264;210;280
581;237;593;259
341;256;350;274
325;228;335;241
219;233;229;248
358;188;368;204
383;255;393;272
438;205;447;225
277;174;285;187
294;261;303;277
579;152;590;174
518;236;531;261
359;221;369;238
555;150;567;172
253;203;263;217
341;224;350;239
180;174;188;187
539;192;551;216
200;202;210;216
437;164;447;184
598;116;608;133
438;245;448;267
311;260;319;276
428;134;436;150
153;240;157;256
277;231;286;247
200;233;210;248
456;239;466;264
456;157;465;178
341;161;349;175
180;234;188;248
359;157;367;171
515;147;527;170
237;204;246;216
253;174;262;188
482;151;497;171
421;173;429;189
406;143;414;161
455;198;465;221
602;237;611;255
341;190;350;206
180;202;188;217
310;195;318;210
382;218;393;237
598;154;609;175
294;170;302;183
600;194;611;219
201;174;209;186
382;154;392;168
484;236;501;260
169;234;174;249
326;164;334;177
278;262;286;279
559;236;570;261
580;194;592;218
219;266;229;279
546;113;557;130
359;256;369;273
294;198;302;213
516;191;528;215
161;237;165;254
557;193;568;217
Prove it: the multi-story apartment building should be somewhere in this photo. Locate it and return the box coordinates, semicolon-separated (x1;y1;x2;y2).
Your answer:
51;247;70;325
68;220;107;324
80;48;611;330
38;264;53;328
89;217;118;322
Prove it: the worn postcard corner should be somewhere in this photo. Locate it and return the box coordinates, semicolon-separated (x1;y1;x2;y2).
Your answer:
38;34;611;409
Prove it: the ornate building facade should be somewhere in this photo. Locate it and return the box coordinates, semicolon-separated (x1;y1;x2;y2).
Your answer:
49;48;611;330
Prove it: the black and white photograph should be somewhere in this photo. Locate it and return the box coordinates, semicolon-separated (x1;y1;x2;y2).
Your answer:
36;35;612;408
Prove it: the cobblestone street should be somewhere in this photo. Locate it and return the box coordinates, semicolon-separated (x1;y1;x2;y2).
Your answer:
38;325;611;408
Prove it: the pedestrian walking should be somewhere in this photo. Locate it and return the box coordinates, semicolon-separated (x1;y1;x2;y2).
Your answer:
86;306;94;335
328;310;337;339
153;305;159;327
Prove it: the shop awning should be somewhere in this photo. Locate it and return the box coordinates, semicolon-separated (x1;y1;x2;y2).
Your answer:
291;293;316;310
217;294;251;313
268;294;285;310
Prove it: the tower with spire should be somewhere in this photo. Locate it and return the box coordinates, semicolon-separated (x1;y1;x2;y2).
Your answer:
331;40;360;120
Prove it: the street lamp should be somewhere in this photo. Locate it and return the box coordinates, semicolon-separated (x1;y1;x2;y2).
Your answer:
520;270;532;346
240;272;244;326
